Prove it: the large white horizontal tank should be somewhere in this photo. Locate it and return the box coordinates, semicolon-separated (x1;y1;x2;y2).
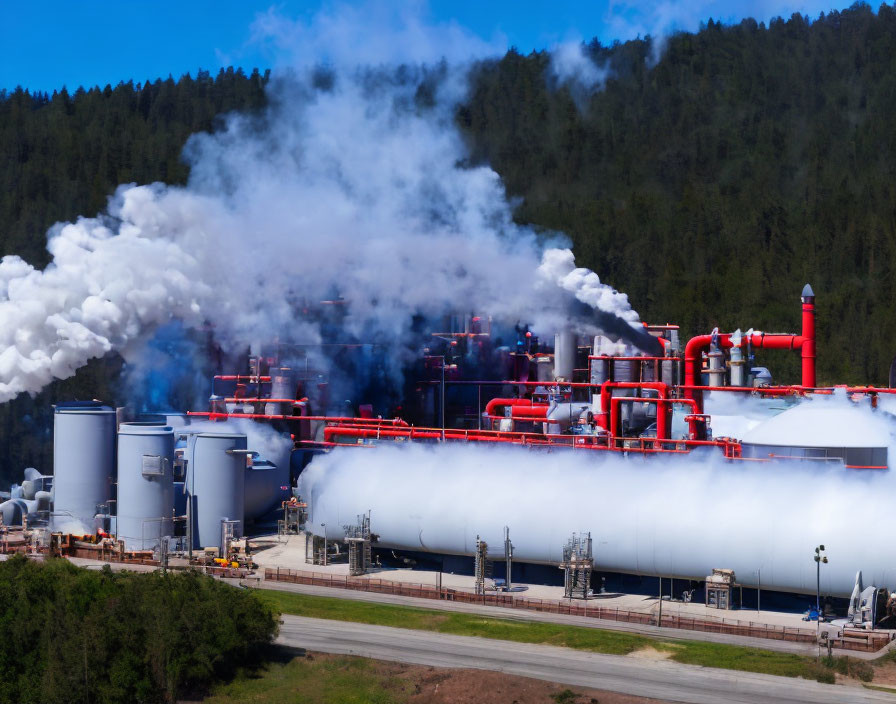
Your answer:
299;441;896;597
186;432;247;549
116;423;175;551
53;402;116;533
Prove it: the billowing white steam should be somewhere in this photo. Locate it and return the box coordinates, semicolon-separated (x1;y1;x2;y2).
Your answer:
0;7;648;402
548;40;607;107
537;248;641;329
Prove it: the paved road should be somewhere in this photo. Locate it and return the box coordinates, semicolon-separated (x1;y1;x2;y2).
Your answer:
248;578;872;658
278;615;895;704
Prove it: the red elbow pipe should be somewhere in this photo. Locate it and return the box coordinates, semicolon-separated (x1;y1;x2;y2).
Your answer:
484;397;547;417
685;285;818;396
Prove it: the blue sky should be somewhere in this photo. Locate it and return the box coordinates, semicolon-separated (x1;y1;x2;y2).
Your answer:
0;0;858;92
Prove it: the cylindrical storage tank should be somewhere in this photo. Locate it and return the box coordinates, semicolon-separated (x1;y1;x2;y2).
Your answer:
0;499;26;526
729;347;746;386
116;423;175;551
53;402;115;533
553;331;576;381
536;356;553;382
640;359;656;383
707;348;726;387
300;442;896;597
590;357;609;385
187;433;246;549
265;367;294;415
612;357;637;383
660;359;677;386
245;459;290;520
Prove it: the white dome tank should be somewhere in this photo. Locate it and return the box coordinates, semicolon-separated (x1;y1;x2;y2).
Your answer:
116;422;175;551
53;402;115;533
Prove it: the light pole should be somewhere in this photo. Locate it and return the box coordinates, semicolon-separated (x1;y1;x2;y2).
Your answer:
814;545;828;619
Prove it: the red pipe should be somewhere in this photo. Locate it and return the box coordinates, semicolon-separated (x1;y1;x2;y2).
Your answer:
213;375;272;382
607;396;699;442
801;284;816;388
187;411;409;426
483;398;548;417
684;285;817;400
485;414;560;424
598;382;670;431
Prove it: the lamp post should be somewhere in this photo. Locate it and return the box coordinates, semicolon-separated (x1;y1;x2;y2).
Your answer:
814;545;828;618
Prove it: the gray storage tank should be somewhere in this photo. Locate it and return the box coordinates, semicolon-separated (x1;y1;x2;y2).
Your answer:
245;458;289;520
53;402;116;533
116;422;175;551
186;432;247;549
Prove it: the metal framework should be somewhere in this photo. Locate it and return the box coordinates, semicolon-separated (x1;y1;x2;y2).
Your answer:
474;535;491;595
561;532;594;599
344;512;372;576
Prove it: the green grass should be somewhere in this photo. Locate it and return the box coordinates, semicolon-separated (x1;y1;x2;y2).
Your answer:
204;653;413;704
863;683;896;694
667;639;817;678
257;588;651;655
255;588;848;683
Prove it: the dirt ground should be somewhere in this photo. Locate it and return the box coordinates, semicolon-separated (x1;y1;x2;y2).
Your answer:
311;653;672;704
869;660;896;686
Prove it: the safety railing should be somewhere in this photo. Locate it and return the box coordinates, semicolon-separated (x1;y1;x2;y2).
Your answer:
263;568;822;644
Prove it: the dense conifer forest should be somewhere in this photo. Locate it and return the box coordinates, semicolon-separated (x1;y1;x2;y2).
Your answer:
461;3;896;386
1;5;895;481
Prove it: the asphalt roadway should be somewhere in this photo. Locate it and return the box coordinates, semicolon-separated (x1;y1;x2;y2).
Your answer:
278;615;896;704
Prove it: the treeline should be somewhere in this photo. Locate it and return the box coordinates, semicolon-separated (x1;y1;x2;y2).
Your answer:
0;68;268;484
0;556;278;703
2;7;896;479
0;67;268;268
461;2;896;384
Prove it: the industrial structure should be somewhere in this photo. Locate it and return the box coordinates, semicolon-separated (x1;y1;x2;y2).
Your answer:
2;284;896;625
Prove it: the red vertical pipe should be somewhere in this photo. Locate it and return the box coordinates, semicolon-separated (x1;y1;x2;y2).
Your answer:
801;284;816;388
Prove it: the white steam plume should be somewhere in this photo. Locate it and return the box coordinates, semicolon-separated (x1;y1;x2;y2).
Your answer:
0;5;650;403
548;40;607;107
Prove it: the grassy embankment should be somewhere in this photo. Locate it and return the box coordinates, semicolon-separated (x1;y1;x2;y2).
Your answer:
206;589;894;701
255;589;872;681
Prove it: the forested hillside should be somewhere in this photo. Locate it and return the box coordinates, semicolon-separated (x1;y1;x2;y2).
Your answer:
461;3;896;384
1;6;895;481
0;69;268;481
